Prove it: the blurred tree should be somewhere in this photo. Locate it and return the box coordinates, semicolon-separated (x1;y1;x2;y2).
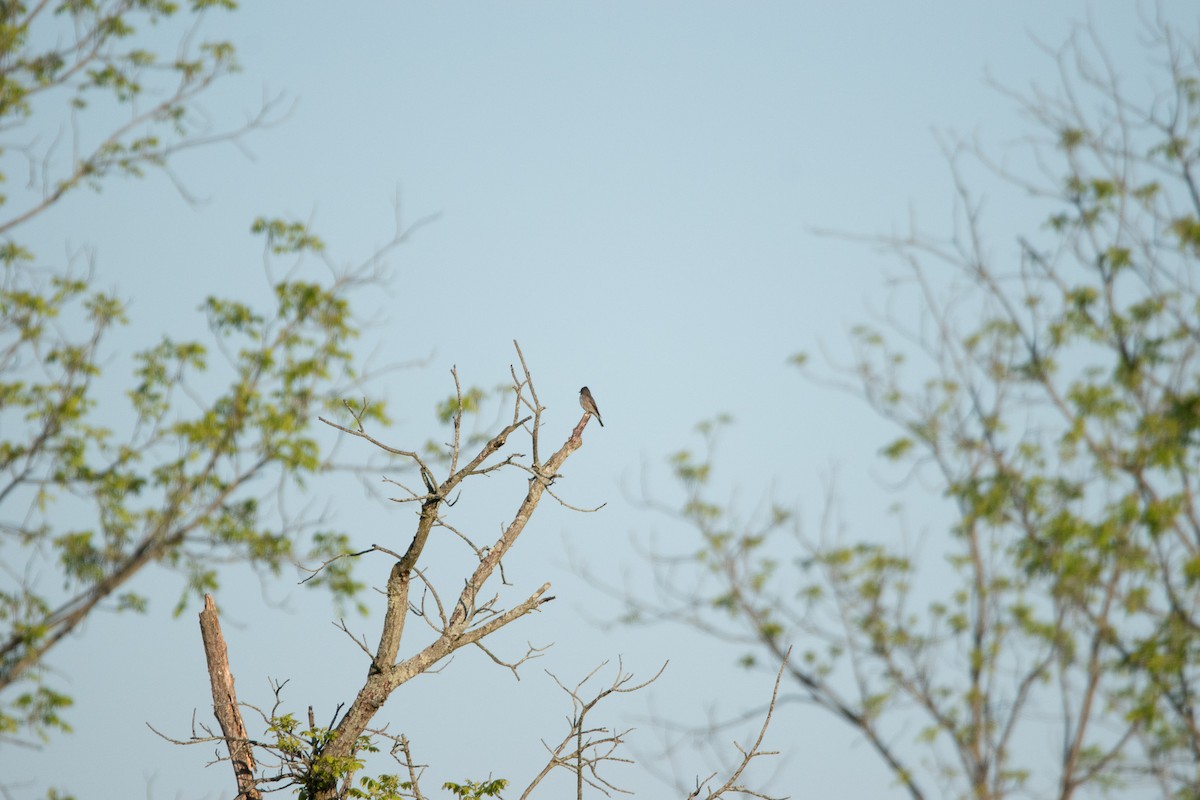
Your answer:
627;16;1200;800
0;0;396;752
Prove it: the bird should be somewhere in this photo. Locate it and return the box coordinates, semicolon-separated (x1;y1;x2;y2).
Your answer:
579;386;604;427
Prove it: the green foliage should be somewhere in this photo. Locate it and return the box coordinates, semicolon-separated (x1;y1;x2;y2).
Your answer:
265;712;405;800
351;773;411;800
259;709;510;800
0;234;388;738
5;160;401;800
0;0;243;223
442;778;509;799
252;217;326;255
436;386;486;423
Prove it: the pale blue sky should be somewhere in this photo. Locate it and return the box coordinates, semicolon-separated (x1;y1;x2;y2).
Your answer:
3;3;1196;798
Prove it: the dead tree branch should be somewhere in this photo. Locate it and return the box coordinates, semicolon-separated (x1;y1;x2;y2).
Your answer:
198;593;261;800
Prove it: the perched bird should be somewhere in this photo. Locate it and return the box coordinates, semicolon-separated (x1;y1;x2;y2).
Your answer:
579;386;604;427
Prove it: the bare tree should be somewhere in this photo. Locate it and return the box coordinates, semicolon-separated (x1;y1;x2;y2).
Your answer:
172;343;786;799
